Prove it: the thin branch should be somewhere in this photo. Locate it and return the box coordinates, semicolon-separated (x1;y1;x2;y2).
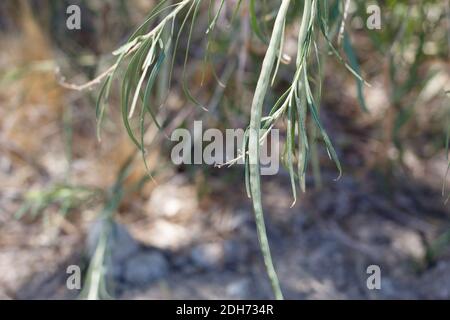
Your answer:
57;64;117;92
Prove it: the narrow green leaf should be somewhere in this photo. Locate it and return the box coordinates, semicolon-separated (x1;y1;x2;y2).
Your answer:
249;0;269;44
303;68;342;179
95;76;112;141
343;33;368;112
286;100;297;206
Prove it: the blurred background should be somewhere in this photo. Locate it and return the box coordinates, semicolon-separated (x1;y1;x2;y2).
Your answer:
0;0;450;299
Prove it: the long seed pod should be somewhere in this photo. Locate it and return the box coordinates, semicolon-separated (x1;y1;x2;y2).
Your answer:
247;0;291;300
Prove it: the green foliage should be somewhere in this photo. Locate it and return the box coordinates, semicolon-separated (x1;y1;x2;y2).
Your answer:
87;0;369;300
79;0;449;299
15;184;99;220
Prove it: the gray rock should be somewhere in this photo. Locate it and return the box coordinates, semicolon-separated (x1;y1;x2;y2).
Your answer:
123;251;169;286
86;219;140;264
417;261;450;299
191;242;225;269
223;240;250;265
226;278;251;299
189;240;250;270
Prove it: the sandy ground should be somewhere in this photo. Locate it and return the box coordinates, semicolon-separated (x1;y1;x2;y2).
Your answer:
1;4;449;299
1;169;450;300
